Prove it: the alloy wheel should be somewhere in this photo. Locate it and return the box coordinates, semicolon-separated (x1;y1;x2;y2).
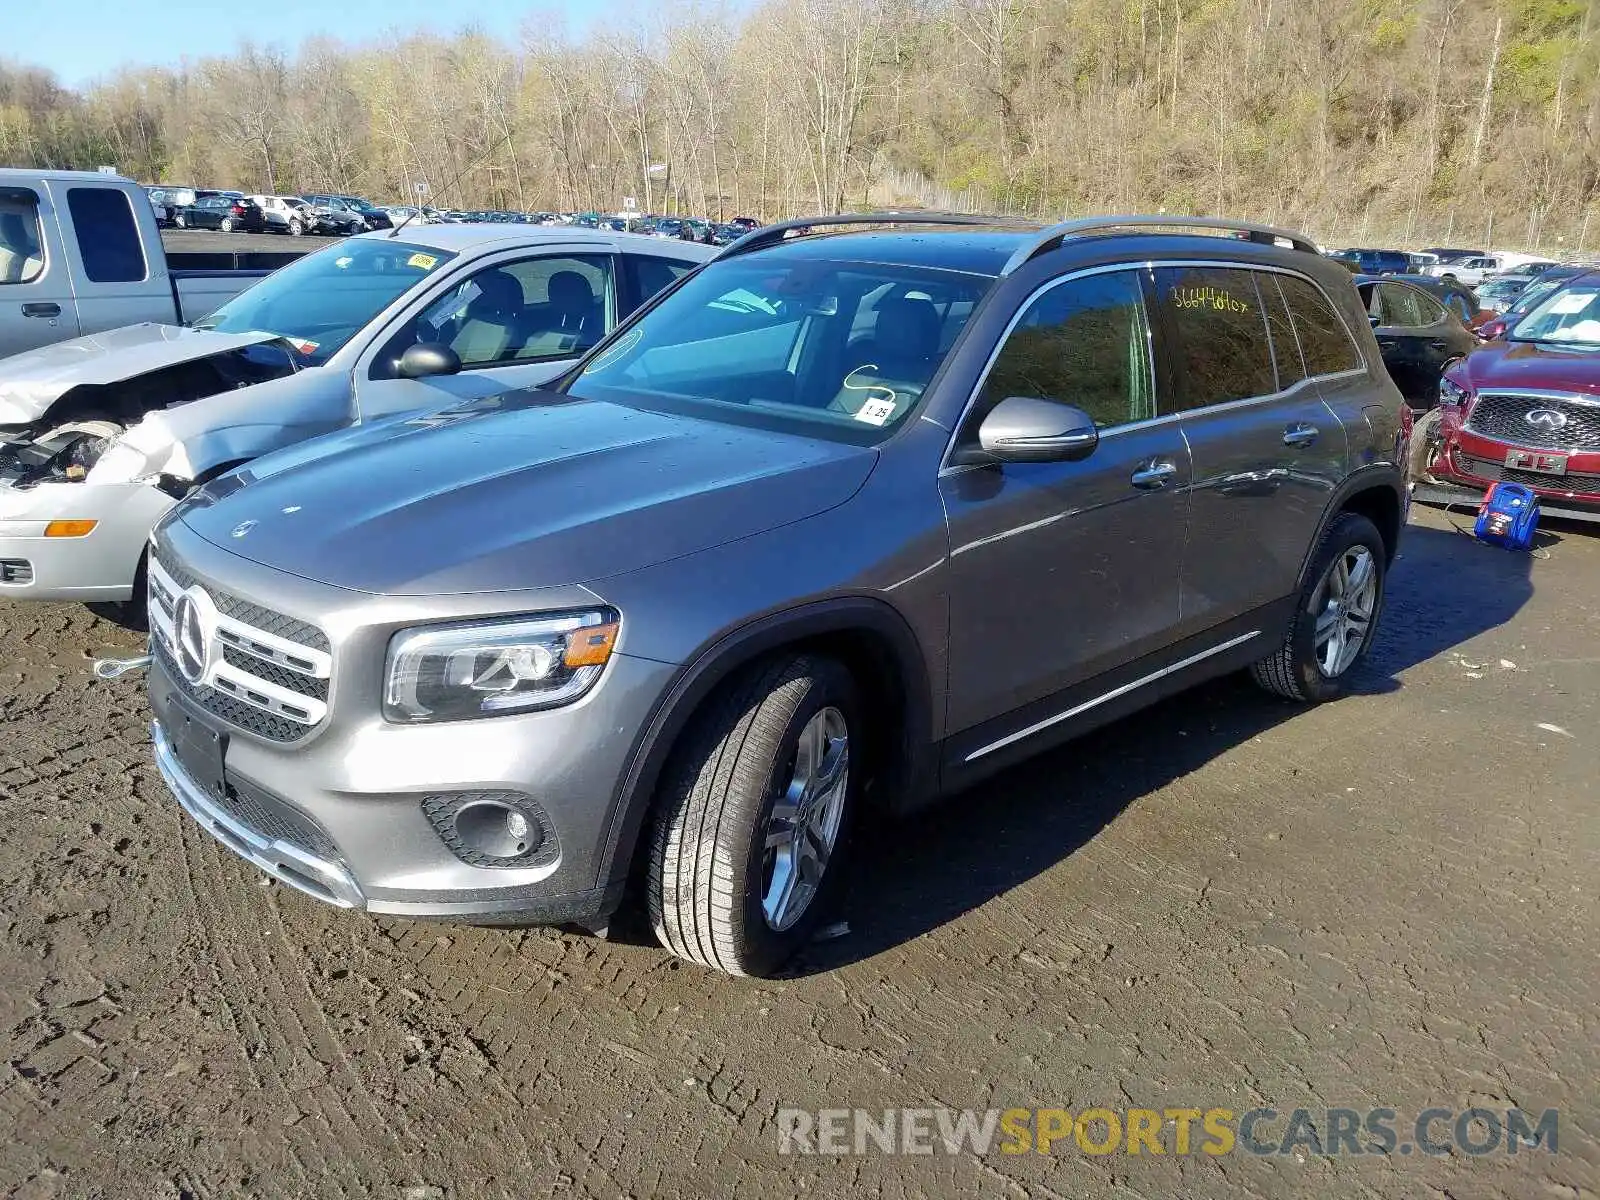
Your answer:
1313;546;1378;678
761;706;850;932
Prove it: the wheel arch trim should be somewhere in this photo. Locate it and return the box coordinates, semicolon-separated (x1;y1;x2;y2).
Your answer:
591;594;938;894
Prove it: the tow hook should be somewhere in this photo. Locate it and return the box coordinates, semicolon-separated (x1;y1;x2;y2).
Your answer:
93;655;151;680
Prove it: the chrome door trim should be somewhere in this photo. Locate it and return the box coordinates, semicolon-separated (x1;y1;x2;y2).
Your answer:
962;629;1262;763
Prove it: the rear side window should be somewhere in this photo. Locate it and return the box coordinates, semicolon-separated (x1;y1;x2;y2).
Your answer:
628;255;696;306
1277;275;1362;376
978;269;1155;429
66;187;147;283
1155;266;1275;409
1259;274;1306;388
1373;283;1428;328
0;188;45;285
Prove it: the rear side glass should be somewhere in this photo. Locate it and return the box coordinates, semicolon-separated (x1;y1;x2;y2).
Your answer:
1376;283;1426;328
1277;275;1362;376
0;188;45;285
1155;266;1275;409
1259;275;1306;389
66;187;148;283
630;255;695;305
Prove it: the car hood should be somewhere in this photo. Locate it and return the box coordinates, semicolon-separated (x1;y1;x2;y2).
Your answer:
180;391;876;596
0;324;283;424
1459;340;1600;397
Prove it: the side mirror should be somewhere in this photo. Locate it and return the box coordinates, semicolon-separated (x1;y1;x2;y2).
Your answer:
397;342;462;380
1369;314;1382;328
972;396;1099;464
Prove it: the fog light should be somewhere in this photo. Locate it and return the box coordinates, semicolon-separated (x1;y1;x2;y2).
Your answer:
44;520;97;538
420;791;558;869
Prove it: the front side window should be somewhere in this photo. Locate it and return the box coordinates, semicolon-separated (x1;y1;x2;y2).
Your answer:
194;238;457;365
0;188;45;285
568;256;992;443
1277;275;1362;377
375;253;613;375
975;270;1155;429
1156;266;1276;409
67;187;147;283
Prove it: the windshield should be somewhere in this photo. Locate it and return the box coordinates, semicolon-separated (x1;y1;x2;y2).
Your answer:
193;239;456;365
567;255;993;443
1506;276;1567;317
1510;284;1600;347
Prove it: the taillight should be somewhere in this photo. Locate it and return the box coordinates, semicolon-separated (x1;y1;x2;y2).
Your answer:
231;204;245;215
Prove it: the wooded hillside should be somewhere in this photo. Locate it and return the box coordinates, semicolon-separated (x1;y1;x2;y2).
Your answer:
3;0;1597;250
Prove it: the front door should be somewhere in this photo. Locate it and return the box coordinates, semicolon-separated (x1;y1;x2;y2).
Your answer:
940;267;1190;740
353;252;617;420
0;184;78;358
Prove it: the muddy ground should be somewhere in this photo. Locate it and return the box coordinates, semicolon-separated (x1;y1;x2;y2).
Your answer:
1;504;1596;1199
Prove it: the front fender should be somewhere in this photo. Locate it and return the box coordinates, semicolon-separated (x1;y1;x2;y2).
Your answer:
591;595;939;893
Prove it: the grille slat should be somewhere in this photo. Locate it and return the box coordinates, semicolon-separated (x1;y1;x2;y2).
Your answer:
150;539;330;742
1466;393;1600;452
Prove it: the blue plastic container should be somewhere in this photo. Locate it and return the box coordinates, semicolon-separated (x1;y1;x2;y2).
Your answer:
1474;482;1540;551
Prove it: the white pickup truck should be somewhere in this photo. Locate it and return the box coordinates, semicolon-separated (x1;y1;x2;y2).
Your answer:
0;169;299;360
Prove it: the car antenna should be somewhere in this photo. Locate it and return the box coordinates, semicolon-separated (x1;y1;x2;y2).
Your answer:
391;132;515;238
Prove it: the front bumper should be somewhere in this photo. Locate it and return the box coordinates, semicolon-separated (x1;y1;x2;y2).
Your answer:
0;480;175;601
146;631;672;926
1425;420;1600;523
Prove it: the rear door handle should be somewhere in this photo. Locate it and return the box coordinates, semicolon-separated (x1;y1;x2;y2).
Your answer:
21;302;60;318
1283;422;1319;448
1428;339;1450;351
1130;458;1179;489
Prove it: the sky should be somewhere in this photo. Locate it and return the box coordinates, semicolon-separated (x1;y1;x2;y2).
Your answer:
12;0;597;88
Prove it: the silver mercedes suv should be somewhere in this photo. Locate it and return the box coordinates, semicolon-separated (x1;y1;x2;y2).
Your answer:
144;214;1408;977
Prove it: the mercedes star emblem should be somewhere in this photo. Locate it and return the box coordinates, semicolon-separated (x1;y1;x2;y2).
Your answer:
173;591;208;684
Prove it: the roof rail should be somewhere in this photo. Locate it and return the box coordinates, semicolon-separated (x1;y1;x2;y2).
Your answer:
716;211;1036;261
1000;216;1320;275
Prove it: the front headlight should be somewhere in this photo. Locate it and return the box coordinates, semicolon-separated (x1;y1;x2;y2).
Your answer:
384;609;619;724
1438;375;1471;407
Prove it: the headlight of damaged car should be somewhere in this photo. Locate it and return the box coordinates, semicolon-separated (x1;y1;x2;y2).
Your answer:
1438;376;1470;407
384;610;620;723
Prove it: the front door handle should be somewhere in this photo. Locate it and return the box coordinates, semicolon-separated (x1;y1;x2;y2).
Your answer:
21;302;60;318
1130;459;1178;489
1283;422;1319;448
1428;339;1450;351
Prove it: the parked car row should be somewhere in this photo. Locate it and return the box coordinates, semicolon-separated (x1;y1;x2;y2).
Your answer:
4;211;1411;978
146;186;398;236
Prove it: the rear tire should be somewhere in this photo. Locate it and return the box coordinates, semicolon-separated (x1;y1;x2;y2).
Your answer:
1251;513;1386;703
219;217;234;232
647;654;860;977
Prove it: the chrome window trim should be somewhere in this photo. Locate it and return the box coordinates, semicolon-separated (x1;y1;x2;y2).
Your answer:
939;258;1368;472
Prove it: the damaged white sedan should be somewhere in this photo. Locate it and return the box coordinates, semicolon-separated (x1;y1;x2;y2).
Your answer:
0;226;712;613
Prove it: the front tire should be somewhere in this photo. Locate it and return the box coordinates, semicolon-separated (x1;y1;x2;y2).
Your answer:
1251;513;1386;703
1407;407;1443;483
647;655;860;976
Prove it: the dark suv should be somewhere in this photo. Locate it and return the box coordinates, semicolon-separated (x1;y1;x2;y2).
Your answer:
144;214;1407;977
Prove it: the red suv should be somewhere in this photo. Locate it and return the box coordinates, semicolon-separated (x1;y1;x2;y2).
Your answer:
1419;270;1600;522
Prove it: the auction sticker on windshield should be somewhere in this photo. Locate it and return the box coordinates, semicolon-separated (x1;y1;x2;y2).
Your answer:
408;252;440;270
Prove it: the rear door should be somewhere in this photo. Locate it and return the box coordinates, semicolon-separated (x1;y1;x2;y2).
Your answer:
1156;264;1348;637
50;181;172;337
0;183;78;357
1367;280;1466;404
